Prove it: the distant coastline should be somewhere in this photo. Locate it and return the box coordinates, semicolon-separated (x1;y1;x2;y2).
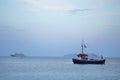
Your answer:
0;55;119;59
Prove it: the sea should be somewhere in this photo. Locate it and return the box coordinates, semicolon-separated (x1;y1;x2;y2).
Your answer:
0;57;120;80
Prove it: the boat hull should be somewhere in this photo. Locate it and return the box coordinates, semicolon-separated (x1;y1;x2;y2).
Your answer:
72;58;105;64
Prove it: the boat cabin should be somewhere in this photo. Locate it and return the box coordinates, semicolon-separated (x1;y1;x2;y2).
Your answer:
77;53;88;60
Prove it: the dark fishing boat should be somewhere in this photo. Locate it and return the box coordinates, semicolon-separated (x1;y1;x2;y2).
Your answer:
72;40;105;64
72;58;105;64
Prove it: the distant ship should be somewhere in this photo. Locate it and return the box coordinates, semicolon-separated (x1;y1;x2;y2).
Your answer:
72;40;105;64
10;53;25;57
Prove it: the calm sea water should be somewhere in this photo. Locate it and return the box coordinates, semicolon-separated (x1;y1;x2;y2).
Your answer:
0;57;120;80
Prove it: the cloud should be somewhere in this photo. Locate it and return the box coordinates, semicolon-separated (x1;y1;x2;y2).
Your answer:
21;0;120;16
22;0;74;11
86;10;120;17
0;26;13;29
21;0;90;15
68;9;90;15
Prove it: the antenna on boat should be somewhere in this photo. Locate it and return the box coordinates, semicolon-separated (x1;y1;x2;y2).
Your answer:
81;40;87;53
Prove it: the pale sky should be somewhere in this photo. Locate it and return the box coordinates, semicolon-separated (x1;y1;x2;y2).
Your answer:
0;0;120;57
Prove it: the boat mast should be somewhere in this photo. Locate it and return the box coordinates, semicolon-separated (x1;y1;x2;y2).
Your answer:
81;40;84;53
81;40;87;53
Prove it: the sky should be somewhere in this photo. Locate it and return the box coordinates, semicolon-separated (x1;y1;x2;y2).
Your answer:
0;0;120;57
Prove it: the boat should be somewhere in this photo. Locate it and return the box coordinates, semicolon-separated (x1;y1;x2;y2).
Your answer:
10;53;25;57
72;58;105;64
72;40;105;64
